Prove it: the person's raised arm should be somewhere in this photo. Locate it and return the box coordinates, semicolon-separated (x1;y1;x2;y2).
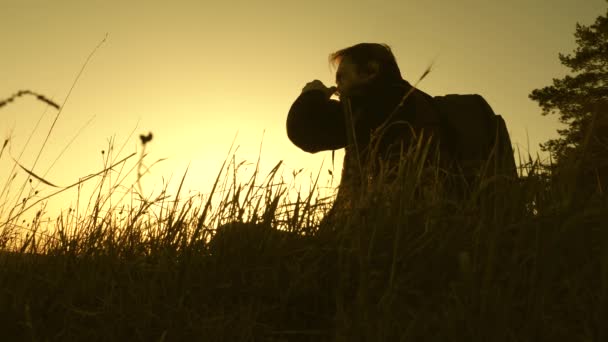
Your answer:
286;80;347;153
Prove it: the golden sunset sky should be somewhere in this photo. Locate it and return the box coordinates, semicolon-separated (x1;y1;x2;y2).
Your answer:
1;0;606;218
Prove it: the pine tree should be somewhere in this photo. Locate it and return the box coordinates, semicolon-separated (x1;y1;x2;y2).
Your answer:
529;3;608;194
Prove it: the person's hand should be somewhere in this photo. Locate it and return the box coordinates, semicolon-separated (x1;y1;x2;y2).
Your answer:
301;80;337;99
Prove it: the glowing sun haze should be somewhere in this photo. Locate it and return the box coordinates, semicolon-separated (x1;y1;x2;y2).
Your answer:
1;0;606;216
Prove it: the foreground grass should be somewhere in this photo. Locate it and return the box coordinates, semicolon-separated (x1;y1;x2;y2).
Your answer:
2;87;607;341
1;139;607;342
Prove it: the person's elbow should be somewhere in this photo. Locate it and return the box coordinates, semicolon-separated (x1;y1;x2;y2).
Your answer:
286;121;324;154
285;91;343;153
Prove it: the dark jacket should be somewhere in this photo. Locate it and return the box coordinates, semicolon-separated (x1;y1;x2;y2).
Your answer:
286;79;445;213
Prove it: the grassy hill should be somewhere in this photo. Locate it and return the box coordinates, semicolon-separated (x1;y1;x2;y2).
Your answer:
1;141;607;341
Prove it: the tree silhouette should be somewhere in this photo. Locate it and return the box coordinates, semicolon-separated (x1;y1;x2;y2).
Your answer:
529;2;608;195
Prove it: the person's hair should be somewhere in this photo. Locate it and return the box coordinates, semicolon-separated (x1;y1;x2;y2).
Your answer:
329;43;402;81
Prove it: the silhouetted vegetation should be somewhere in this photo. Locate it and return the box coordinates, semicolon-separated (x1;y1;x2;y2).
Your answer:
529;5;608;196
1;129;607;341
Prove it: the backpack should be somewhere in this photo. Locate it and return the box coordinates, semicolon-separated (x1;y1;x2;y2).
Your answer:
433;94;518;180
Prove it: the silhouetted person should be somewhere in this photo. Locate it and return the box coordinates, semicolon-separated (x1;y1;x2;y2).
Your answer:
287;43;448;222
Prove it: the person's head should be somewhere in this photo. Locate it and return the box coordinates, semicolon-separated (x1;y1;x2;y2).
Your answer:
329;43;402;96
